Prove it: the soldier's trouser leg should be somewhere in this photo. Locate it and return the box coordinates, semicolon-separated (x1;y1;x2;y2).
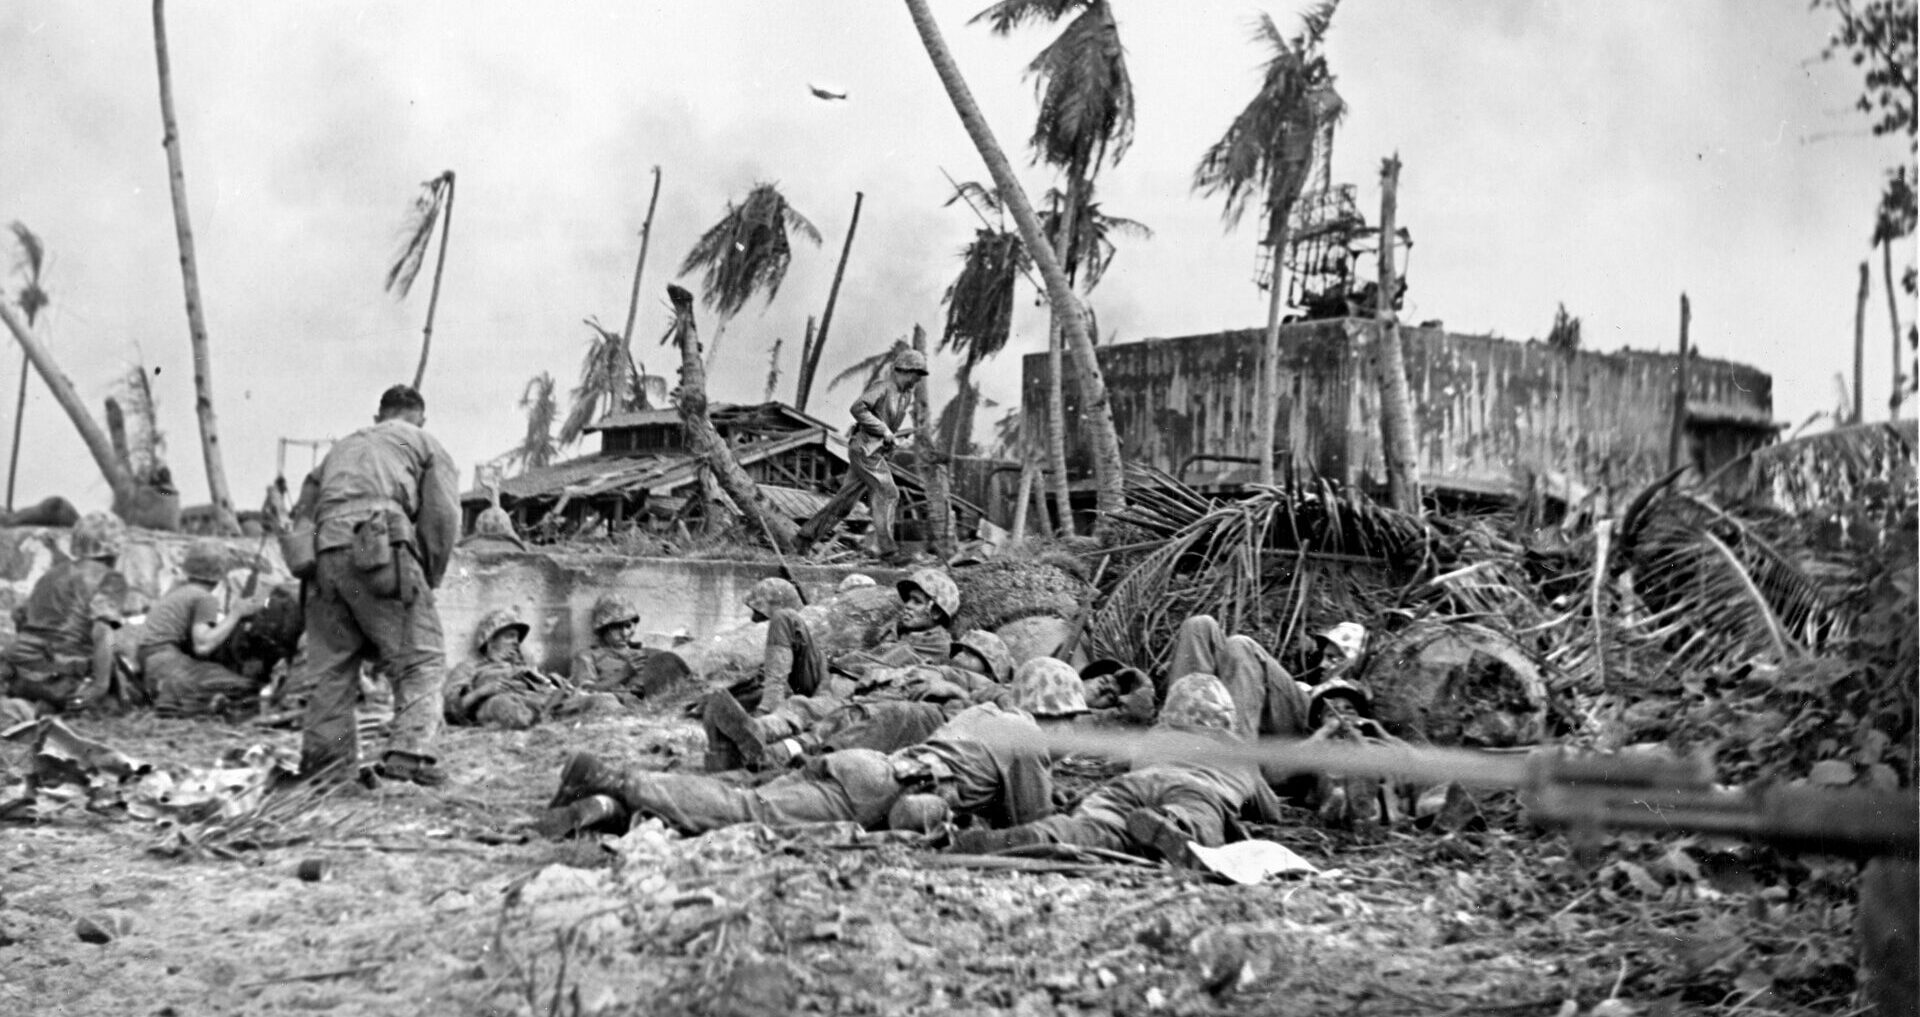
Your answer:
1021;779;1148;851
755;694;845;741
1167;615;1303;738
1148;780;1232;848
850;443;899;556
1858;854;1918;1016
300;550;447;774
614;770;861;833
147;646;259;715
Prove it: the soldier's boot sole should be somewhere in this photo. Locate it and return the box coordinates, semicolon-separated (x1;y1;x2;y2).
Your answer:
1125;808;1201;869
547;752;611;809
703;692;766;771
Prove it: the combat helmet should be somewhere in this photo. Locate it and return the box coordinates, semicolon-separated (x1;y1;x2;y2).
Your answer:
744;577;802;618
887;793;951;834
183;538;231;584
1306;678;1374;730
837;573;876;593
1314;622;1369;663
1156;673;1237;733
891;348;930;374
897;568;959;625
71;512;128;562
1009;657;1088;718
590;593;640;633
474;606;532;652
953;629;1014;684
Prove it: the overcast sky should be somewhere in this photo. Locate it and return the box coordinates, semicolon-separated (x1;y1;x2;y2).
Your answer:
2;1;1910;514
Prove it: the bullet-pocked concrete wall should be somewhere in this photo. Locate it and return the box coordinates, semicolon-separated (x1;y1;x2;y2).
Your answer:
0;528;890;673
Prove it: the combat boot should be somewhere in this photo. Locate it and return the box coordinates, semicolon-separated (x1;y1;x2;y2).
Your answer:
950;825;1048;854
376;751;449;788
703;690;767;770
1124;808;1200;868
547;752;618;808
532;793;629;839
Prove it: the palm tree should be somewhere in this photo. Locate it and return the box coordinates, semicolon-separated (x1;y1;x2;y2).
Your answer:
1040;185;1151;291
974;0;1134;535
826;337;914;396
558;317;642;447
1193;2;1344;488
906;0;1128;531
511;372;559;474
677;182;822;365
6;222;50;511
941;223;1028;462
152;0;239;534
385;170;457;391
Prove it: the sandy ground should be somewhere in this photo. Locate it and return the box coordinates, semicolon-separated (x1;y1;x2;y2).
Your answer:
0;710;1863;1017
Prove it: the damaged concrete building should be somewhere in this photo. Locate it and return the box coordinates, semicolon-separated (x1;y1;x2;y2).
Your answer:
1023;319;1777;513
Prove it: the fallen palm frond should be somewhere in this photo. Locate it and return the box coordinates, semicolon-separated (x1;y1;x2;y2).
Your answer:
1090;468;1427;671
146;767;371;861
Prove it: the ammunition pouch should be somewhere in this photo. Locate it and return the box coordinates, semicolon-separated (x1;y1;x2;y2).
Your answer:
278;517;317;581
349;508;417;601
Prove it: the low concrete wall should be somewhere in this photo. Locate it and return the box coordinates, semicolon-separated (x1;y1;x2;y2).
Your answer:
440;549;898;670
0;527;895;673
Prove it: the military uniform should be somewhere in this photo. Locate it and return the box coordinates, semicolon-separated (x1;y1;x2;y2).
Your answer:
794;349;928;557
1168;614;1311;739
0;513;132;712
292;399;459;781
549;701;1054;836
144;539;264;716
445;606;619;729
954;674;1284;863
570;593;654;696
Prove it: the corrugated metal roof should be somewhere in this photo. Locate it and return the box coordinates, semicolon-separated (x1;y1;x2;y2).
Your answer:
585;401;838;435
462;428;847;505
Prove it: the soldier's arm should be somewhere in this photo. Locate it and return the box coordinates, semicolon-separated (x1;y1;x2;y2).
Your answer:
290;469;322;523
415;435;461;588
848;381;894;442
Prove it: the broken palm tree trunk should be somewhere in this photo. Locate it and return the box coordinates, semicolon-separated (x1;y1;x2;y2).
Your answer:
1375;155;1421;514
665;284;797;550
152;0;239;535
911;324;955;559
1669;293;1691;473
0;302;178;529
797;192;863;413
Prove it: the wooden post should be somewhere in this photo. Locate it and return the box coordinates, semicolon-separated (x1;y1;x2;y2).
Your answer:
1374;154;1421;513
799;192;863;413
1885;237;1905;420
620;166;663;373
1010;461;1034;543
1855;261;1869;424
1668;293;1691;473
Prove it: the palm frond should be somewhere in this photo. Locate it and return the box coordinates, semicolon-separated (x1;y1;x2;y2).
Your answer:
1192;7;1342;232
826;338;912;394
944;180;1005;217
676;182;822;320
1025;1;1135;173
558;317;642;446
969;0;1085;35
764;336;784;403
942;229;1027;361
384;172;453;297
515;372;559;472
8;221;49;325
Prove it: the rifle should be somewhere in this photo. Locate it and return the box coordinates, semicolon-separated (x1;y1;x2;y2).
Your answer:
1019;727;1918;859
1053;555;1111;661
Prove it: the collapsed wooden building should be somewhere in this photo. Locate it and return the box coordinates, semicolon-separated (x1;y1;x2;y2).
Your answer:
461;402;1000;545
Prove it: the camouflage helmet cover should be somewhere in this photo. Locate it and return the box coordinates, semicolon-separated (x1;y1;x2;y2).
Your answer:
1157;673;1237;733
182;538;231;584
472;506;520;539
475;605;531;652
887;793;951;833
744;577;802;617
1009;656;1088;717
1314;622;1369;662
591;593;640;632
891;348;930;374
953;628;1014;684
71;512;128;561
897;568;959;623
837;573;876;593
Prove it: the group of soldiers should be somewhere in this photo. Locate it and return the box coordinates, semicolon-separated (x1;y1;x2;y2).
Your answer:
0;376;1379;868
526;562;1381;868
